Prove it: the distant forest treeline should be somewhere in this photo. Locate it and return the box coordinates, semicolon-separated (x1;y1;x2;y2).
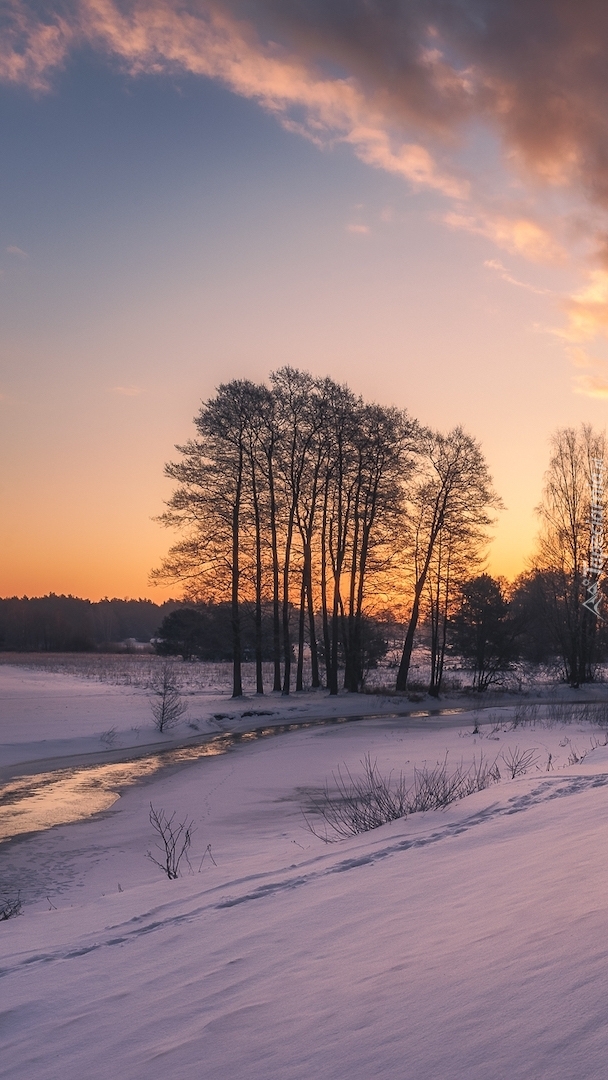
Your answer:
0;594;293;659
0;595;181;652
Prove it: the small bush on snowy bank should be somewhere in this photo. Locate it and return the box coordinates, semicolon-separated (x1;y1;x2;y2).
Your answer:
305;752;500;842
147;804;194;878
510;701;608;730
1;892;22;920
500;746;539;778
406;753;500;812
304;754;408;841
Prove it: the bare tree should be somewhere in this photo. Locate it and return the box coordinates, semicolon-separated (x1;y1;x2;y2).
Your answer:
294;397;328;691
147;804;193;878
271;368;325;695
154;381;259;698
256;387;283;691
241;383;273;695
149;664;187;732
532;424;607;686
396;427;502;692
341;403;416;692
319;378;360;694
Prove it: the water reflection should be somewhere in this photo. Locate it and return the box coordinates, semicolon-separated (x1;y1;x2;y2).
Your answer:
0;742;227;842
0;709;470;843
0;722;341;842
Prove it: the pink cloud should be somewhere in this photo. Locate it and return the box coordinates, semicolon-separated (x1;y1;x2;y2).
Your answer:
0;1;469;204
6;1;608;392
445;210;564;265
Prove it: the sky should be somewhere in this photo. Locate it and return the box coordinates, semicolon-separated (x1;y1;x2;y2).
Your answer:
2;0;608;601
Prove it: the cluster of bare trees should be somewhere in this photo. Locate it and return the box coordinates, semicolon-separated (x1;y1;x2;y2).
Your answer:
154;368;500;696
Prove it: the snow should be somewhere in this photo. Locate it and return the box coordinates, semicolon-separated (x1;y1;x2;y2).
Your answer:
3;661;608;1078
0;660;426;773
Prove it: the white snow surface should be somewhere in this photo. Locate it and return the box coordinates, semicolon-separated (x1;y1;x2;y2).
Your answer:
2;662;608;1078
0;661;425;771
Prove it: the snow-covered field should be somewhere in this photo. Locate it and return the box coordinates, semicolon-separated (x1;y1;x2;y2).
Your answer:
0;661;420;774
3;660;608;1078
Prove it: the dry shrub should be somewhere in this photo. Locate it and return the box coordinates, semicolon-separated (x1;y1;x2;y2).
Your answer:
305;751;500;842
0;893;22;921
500;745;539;778
304;755;408;841
147;804;193;878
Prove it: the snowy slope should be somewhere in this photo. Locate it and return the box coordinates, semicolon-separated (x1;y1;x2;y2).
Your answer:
4;764;608;1079
3;662;608;1079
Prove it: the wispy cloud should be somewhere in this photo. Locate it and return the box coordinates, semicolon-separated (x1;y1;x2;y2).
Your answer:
0;0;74;93
6;245;28;258
346;127;467;199
483;259;551;295
445;210;564;264
111;385;143;396
0;4;587;232
559;270;608;341
574;372;608;399
346;223;369;235
559;333;608;400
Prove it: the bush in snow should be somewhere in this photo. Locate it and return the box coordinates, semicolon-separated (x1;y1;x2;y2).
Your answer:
500;745;539;779
146;804;194;879
305;752;500;842
405;753;500;813
1;892;22;921
304;754;409;841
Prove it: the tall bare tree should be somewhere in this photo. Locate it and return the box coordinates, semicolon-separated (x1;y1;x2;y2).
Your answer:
241;383;272;694
341;403;415;692
271;368;326;695
425;506;491;696
294;405;327;691
319;378;359;694
532;424;607;685
154;381;257;698
256;386;283;691
396;427;501;692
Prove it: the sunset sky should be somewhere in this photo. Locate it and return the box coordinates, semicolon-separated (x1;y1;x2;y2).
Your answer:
2;1;608;600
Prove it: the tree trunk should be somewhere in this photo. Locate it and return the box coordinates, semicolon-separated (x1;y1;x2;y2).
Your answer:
307;568;320;687
344;481;361;693
282;509;296;694
296;550;308;691
266;453;282;692
231;447;244;698
251;456;264;695
396;576;427;692
321;476;332;691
